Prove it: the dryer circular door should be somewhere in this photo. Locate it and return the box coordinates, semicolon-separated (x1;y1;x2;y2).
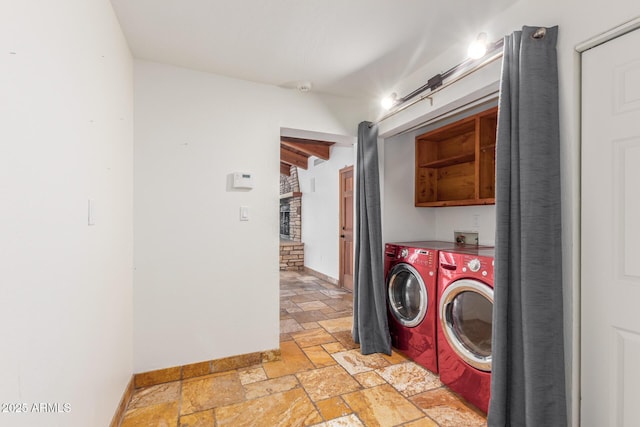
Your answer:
387;263;428;328
439;279;493;371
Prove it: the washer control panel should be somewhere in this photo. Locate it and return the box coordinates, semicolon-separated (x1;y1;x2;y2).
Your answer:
387;246;436;269
467;258;481;272
457;255;494;280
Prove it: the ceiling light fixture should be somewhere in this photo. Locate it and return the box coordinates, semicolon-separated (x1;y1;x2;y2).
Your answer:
381;92;398;110
296;81;312;93
467;32;488;60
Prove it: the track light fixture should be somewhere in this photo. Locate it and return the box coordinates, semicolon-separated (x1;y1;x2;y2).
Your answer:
378;31;501;116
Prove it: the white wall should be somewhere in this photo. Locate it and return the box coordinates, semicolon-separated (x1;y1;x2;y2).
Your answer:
432;205;496;245
0;1;133;426
382;133;436;243
298;146;355;280
376;1;640;425
134;60;364;372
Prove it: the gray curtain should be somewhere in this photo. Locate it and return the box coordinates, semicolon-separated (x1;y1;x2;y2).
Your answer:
488;26;566;426
352;121;391;355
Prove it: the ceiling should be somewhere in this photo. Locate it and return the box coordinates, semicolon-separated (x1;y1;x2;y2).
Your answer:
109;0;515;100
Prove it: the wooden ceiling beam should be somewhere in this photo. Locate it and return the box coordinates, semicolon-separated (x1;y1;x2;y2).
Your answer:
280;163;291;176
280;146;308;169
281;137;334;160
281;136;334;146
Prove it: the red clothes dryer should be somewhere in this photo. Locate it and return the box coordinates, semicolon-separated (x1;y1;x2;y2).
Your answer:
384;241;462;373
437;248;495;414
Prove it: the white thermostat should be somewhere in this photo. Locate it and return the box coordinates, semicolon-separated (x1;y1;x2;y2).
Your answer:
232;172;254;189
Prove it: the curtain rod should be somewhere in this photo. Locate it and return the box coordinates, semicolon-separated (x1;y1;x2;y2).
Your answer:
371;39;505;127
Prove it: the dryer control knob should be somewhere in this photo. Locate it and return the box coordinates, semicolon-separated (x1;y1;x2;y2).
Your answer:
401;248;409;258
468;258;481;272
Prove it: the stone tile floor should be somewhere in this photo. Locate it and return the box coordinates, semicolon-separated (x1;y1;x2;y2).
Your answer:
120;270;487;426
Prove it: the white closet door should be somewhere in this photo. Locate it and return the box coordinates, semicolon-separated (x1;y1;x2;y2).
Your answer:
582;27;640;427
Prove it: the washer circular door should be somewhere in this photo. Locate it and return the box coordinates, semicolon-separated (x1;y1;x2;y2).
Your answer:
439;279;493;371
387;263;427;328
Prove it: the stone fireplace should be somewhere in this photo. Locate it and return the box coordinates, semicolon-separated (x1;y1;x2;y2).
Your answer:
279;166;303;270
279;201;290;238
279;196;301;242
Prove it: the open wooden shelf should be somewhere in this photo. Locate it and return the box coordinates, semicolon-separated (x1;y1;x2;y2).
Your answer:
415;107;498;207
419;153;475;168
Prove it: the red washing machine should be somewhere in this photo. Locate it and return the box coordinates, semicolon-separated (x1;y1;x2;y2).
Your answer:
437;248;495;413
384;241;462;373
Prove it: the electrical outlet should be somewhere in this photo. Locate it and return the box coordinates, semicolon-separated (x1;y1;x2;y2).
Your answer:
454;231;479;246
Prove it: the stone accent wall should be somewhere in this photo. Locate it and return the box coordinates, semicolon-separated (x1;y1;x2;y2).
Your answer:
286;197;302;242
279;241;304;271
279;166;302;243
280;166;303;269
280;166;300;193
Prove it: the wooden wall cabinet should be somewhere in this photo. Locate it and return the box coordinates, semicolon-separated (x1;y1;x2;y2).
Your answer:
415;107;498;207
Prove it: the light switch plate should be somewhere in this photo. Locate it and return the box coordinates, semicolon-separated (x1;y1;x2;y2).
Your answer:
240;206;249;221
88;199;96;226
454;231;478;245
